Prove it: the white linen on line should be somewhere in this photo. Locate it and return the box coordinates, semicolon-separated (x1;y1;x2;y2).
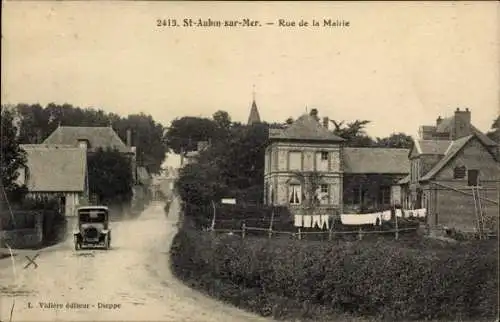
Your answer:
381;210;392;220
294;215;303;227
415;208;427;217
320;215;330;230
312;215;322;228
303;215;312;228
340;214;377;225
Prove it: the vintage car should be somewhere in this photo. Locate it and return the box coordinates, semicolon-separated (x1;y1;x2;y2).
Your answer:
74;206;111;250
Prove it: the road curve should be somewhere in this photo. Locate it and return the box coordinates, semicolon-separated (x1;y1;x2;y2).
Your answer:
0;198;271;322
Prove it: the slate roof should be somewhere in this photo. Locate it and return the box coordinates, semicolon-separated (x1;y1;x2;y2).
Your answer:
415;140;452;155
21;144;87;192
43;126;133;153
419;135;473;181
343;148;410;174
435;116;496;146
269;114;345;142
436;117;454;133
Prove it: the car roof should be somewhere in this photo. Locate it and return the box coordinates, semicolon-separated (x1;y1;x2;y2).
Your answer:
77;206;109;211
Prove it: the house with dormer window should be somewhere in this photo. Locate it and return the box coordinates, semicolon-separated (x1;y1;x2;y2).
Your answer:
399;108;499;233
43;125;137;183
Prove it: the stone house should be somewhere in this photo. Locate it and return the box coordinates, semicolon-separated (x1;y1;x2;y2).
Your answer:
263;109;410;216
398;108;499;233
16;144;88;217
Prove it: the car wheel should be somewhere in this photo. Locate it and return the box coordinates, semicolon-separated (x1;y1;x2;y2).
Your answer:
104;235;110;250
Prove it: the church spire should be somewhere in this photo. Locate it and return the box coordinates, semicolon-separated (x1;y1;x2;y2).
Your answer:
247;84;261;125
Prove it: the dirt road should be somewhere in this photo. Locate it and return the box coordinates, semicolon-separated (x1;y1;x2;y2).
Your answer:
0;198;270;322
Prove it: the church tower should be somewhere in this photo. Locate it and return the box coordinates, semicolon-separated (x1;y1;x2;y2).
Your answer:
247;85;261;125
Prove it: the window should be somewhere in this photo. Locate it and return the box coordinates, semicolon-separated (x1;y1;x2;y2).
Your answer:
467;169;480;186
318;184;329;205
378;186;391;205
288;151;302;170
351;187;363;205
316;151;329;171
454;165;466;179
289;184;302;205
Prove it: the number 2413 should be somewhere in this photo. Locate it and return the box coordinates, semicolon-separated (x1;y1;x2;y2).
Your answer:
157;19;178;27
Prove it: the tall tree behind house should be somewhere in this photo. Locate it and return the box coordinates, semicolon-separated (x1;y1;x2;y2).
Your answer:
11;103;168;174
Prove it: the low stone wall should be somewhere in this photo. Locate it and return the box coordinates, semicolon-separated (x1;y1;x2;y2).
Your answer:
1;228;43;249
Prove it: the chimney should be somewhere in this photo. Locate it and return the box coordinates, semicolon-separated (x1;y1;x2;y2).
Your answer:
309;108;319;121
436;116;442;126
419;126;436;140
322;117;329;129
126;129;132;147
453;108;471;140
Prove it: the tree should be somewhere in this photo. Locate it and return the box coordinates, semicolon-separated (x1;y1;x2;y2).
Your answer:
0;105;28;202
175;121;271;206
212;110;232;131
165;116;219;154
87;148;133;205
486;116;499;143
113;113;168;174
375;133;414;149
13;103;168;174
217;122;269;191
330;119;376;147
175;161;226;206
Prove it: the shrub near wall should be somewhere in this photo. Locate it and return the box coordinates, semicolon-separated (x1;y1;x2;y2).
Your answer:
170;226;498;321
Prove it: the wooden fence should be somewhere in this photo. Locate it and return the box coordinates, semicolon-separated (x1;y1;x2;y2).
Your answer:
209;220;420;241
204;200;422;241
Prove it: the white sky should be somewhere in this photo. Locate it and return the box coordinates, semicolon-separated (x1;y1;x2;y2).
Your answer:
2;1;499;170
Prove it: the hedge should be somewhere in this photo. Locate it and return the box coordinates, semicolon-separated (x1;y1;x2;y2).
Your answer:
170;226;498;321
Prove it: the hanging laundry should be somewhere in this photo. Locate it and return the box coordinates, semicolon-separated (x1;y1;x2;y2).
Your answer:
406;209;414;217
341;214;376;225
303;215;312;228
321;215;330;230
415;208;427;218
312;215;322;228
294;214;303;227
381;210;392;221
395;209;403;218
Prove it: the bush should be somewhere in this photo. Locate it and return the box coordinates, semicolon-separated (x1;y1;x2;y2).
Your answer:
170;227;499;321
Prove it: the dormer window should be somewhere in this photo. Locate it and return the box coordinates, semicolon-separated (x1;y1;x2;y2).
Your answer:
453;165;466;179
